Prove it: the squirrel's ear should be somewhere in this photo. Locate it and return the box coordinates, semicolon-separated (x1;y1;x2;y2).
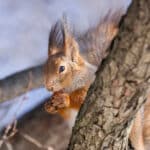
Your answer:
48;21;66;56
48;20;80;63
64;37;80;63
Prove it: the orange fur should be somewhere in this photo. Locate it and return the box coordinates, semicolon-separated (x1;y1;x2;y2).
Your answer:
69;86;88;109
130;109;145;150
44;86;88;119
144;94;150;148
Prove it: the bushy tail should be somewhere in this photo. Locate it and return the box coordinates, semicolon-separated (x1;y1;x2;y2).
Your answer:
78;11;123;67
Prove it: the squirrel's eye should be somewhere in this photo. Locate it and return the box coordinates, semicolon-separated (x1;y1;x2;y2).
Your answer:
59;66;65;73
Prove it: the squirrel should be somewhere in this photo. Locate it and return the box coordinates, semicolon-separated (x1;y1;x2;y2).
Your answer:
44;15;118;120
44;15;150;150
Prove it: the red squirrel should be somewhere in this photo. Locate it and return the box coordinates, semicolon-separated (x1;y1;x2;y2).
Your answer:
44;15;150;150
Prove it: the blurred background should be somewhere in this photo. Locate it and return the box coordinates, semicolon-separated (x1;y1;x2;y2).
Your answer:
0;0;131;149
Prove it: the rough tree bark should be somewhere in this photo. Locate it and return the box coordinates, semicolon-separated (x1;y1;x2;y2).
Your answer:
68;0;150;149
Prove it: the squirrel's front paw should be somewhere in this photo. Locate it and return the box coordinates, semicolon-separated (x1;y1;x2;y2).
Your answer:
44;91;70;113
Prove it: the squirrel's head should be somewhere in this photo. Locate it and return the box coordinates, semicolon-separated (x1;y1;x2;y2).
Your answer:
44;21;84;92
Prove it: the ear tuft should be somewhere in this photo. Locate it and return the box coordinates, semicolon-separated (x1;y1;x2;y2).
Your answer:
48;21;65;55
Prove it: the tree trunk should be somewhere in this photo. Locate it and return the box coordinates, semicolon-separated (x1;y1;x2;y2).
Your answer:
68;0;150;149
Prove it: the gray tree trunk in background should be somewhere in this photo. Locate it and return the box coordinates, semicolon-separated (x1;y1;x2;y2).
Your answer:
68;0;150;149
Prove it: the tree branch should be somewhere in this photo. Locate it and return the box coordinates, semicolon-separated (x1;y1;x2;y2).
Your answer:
0;66;43;102
68;0;150;149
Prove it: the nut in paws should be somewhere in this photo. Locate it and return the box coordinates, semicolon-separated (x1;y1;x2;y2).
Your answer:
44;91;70;113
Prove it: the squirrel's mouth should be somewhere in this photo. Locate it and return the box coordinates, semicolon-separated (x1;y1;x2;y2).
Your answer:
45;83;56;91
45;85;54;92
46;85;66;93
